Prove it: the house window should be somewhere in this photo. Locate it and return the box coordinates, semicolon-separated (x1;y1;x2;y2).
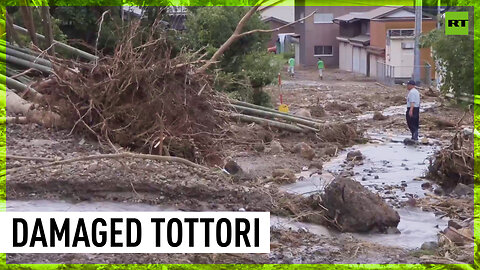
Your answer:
388;29;414;37
314;45;333;56
314;13;334;24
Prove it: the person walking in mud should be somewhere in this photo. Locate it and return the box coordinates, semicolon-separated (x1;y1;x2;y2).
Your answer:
288;57;295;77
317;57;324;80
406;80;420;141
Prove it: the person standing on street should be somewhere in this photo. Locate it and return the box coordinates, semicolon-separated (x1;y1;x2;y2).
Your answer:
317;58;324;80
406;80;420;141
288;57;295;77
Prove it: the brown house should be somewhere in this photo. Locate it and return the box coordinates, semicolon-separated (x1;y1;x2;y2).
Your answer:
294;2;375;67
334;6;436;82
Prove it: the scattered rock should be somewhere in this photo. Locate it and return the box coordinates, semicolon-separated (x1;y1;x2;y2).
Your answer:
272;168;296;184
321;177;400;232
373;111;387;120
420;137;430;145
441;226;474;246
434;187;444;196
253;143;265;152
403;138;416;145
309;105;326;117
421;182;432;190
346;150;363;161
292;142;315;160
224;159;242;175
448;219;463;230
309;162;323;170
374;175;379;179
294;108;312;118
322;147;338;157
451;183;474;197
406;198;416;207
270;140;283;154
421;241;438;250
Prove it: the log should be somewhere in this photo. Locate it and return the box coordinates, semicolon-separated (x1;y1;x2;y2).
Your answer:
229;103;321;129
219;110;306;133
3;53;52;74
13;24;98;61
6;89;61;128
2;74;41;99
2;45;52;67
229;99;323;123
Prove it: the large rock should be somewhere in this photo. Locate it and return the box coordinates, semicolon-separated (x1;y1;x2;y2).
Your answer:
346;150;363;161
292;142;315;160
321;177;400;232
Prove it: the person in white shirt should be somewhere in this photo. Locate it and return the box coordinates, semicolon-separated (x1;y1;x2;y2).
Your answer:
406;80;420;141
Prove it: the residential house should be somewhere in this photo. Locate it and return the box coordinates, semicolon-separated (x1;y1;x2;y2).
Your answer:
294;2;374;67
259;5;296;50
333;6;436;83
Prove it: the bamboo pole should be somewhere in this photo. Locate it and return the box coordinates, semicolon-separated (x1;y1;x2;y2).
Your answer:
1;74;41;98
13;24;98;61
2;45;52;67
218;110;306;133
228;99;323;123
229;103;321;129
3;53;52;74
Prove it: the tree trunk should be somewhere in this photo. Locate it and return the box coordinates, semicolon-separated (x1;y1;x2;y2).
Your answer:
19;6;38;46
6;89;62;128
40;6;55;55
5;12;24;47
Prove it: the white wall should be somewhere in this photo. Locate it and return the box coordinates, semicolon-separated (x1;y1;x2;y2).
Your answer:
260;6;294;23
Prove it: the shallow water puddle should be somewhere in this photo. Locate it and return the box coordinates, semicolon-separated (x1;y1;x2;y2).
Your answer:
280;132;446;249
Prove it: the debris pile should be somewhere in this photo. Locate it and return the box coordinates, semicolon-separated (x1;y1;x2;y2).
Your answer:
35;21;224;162
428;132;474;188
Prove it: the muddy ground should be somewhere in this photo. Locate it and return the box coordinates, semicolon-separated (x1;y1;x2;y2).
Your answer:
5;68;474;264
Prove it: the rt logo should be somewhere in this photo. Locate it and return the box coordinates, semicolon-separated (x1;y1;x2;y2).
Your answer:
445;12;469;35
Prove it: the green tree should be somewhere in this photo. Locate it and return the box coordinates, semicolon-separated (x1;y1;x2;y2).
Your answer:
182;6;269;73
420;6;475;98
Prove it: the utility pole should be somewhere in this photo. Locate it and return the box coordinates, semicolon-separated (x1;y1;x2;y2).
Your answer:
413;0;422;83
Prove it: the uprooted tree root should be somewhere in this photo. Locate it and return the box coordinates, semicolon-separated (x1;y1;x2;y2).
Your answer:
427;132;474;188
315;122;363;145
35;21;226;163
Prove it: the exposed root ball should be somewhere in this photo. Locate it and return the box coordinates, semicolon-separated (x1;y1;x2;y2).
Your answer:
428;133;474;188
35;21;225;163
316;123;362;145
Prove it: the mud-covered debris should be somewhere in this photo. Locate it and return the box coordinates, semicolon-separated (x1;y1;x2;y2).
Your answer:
440;226;474;246
294;108;312;118
309;105;326;117
224;159;243;175
253;143;265;152
309;161;323;170
292;142;315;160
272;168;296;184
451;183;473;197
421;182;432;190
421;241;438;250
403;138;416;145
269;140;283;154
346;150;363;161
373;111;387;120
421;138;430;145
321;177;400;232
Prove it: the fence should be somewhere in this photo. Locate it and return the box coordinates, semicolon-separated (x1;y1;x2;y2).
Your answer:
376;62;432;87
